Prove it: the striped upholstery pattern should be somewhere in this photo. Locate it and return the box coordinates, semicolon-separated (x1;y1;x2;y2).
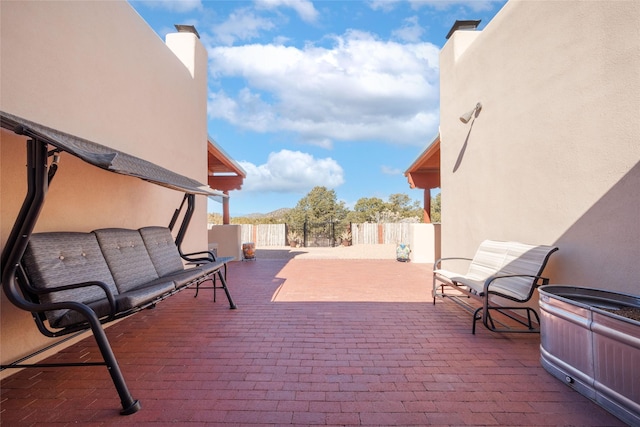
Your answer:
491;242;558;300
437;240;558;301
93;228;159;293
22;232;118;327
466;240;508;282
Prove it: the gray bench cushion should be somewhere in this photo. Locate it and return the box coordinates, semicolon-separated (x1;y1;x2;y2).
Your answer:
21;227;234;330
194;260;226;276
115;280;175;309
139;226;224;288
162;269;210;288
140;226;232;288
138;226;184;277
53;280;175;328
52;298;115;329
94;228;160;293
22;232;118;327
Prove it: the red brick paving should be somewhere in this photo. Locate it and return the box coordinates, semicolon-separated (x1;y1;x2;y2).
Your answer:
0;258;627;425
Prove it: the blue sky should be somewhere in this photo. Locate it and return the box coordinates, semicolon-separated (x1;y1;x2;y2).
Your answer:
129;0;507;216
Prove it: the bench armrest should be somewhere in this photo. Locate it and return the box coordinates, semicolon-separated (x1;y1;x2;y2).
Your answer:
434;257;473;270
31;281;118;317
182;250;219;263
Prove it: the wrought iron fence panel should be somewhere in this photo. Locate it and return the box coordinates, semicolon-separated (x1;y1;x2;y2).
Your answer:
303;220;336;247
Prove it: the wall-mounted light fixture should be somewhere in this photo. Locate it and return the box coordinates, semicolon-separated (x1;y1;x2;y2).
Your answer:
459;102;482;123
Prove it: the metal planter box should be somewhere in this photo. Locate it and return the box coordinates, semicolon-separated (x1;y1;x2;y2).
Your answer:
539;285;640;426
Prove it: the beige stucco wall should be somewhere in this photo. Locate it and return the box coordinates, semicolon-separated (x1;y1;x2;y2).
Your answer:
0;1;210;366
409;223;441;263
208;225;243;260
439;0;640;294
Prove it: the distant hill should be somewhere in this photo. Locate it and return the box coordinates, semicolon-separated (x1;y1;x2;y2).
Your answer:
235;208;291;221
265;208;291;218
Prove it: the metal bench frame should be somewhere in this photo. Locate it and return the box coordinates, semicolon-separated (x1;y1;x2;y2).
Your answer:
432;240;558;334
0;115;235;415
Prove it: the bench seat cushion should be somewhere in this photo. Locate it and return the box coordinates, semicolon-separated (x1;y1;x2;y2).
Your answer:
53;281;175;328
161;268;210;289
52;298;115;328
115;280;175;308
22;232;119;327
193;260;226;276
433;269;485;295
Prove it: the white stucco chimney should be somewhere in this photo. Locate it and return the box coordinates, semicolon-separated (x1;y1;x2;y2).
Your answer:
444;20;482;62
165;25;205;80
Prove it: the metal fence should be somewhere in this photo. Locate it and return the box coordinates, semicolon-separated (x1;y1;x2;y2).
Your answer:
302;221;336;247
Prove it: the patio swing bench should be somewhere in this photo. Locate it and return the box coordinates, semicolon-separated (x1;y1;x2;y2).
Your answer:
21;226;236;332
432;239;558;334
0;111;236;416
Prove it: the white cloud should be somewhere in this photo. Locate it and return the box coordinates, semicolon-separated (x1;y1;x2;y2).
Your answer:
367;0;403;12
208;89;276;132
238;150;344;193
207;30;440;147
135;0;202;13
408;0;503;12
254;0;319;23
381;165;403;175
392;16;424;43
212;8;275;46
368;0;503;12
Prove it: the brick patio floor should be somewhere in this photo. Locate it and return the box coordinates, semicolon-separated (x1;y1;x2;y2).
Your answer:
0;255;626;425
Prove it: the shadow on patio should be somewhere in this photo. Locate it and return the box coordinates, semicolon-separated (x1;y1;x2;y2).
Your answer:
0;253;625;425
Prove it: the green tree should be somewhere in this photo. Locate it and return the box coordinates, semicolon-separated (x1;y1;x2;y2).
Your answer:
285;186;349;236
348;197;386;223
208;213;223;225
387;193;422;220
430;192;441;223
348;193;422;223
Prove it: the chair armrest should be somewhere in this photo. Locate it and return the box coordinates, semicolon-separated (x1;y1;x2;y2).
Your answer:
483;274;550;299
434;257;473;270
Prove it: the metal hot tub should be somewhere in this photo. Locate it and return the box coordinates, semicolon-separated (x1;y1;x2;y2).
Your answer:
539;285;640;426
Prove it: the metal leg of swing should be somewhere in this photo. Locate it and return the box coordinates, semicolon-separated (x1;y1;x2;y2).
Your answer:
217;270;237;309
88;314;141;415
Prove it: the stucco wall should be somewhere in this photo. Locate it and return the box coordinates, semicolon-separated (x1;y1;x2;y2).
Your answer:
439;0;640;293
0;1;209;366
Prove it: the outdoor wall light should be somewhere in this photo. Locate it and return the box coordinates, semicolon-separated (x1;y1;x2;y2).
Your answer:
459;102;482;123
